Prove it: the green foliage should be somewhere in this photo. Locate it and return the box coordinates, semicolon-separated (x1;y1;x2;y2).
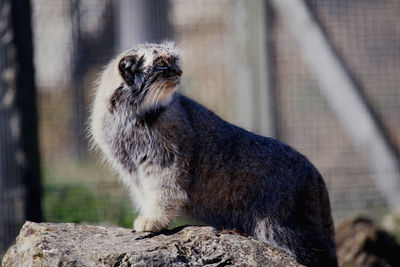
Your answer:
41;158;193;229
42;159;137;227
43;181;137;227
169;216;200;229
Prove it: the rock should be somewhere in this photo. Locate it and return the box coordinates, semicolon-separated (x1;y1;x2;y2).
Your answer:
2;221;302;267
336;216;400;267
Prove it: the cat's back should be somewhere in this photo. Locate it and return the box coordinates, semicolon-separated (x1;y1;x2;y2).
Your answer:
177;94;315;182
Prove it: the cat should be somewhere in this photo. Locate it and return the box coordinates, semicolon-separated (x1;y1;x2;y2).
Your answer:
89;42;338;267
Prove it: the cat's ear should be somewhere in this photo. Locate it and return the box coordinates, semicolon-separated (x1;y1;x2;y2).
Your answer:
118;55;144;85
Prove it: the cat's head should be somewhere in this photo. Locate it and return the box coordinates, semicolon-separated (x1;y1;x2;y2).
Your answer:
100;42;182;114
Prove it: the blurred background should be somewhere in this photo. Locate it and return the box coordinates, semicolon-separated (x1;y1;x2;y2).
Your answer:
1;0;400;258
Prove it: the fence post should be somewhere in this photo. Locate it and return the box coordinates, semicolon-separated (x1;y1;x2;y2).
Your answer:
11;0;42;224
0;0;41;253
70;0;87;159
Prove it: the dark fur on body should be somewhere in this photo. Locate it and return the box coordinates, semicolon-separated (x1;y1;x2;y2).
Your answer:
91;43;338;267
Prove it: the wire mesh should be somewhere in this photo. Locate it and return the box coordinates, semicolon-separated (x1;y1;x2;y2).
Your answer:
306;0;400;154
271;0;400;221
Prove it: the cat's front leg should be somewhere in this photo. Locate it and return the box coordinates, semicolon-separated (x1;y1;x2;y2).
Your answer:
133;173;188;232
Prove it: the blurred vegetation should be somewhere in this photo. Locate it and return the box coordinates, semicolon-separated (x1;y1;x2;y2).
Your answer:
42;158;193;229
42;158;134;227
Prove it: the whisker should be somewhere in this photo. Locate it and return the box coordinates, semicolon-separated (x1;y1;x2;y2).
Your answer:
154;80;168;108
151;82;162;106
154;83;164;108
147;82;160;109
137;83;155;113
154;81;167;108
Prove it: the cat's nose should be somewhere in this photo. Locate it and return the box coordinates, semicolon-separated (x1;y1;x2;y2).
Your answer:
171;65;182;76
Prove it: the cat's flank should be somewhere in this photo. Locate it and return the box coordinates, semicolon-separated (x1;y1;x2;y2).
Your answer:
90;42;338;267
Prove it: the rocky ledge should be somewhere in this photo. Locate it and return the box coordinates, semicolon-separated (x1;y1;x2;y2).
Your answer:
2;221;302;266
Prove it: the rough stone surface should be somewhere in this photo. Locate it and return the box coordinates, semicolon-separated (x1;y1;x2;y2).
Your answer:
2;221;302;267
336;217;400;267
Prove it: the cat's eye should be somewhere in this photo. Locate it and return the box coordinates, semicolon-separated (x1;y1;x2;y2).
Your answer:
156;61;168;70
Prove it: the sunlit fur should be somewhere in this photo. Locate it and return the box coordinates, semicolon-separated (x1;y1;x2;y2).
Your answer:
90;42;185;232
89;42;338;267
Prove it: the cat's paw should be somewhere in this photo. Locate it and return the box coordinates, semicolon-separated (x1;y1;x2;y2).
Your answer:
133;216;168;232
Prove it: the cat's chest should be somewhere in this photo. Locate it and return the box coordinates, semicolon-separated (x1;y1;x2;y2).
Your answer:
103;114;174;173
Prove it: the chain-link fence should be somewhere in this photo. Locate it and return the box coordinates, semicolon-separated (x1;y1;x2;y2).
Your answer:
271;0;400;220
1;0;399;256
